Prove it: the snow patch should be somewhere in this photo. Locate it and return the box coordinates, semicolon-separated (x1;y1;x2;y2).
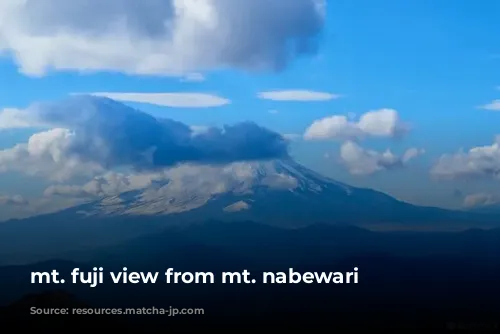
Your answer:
223;201;250;213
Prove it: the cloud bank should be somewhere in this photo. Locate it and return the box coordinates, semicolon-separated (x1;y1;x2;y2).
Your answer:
0;96;289;181
431;136;500;180
0;0;325;76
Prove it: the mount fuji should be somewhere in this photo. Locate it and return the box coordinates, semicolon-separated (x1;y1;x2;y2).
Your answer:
0;157;498;266
32;158;500;229
0;96;498;265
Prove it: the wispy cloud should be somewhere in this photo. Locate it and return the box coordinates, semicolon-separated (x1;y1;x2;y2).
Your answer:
258;90;340;102
478;99;500;111
282;133;301;141
0;108;34;129
87;92;230;108
181;73;206;82
0;195;28;206
463;193;500;209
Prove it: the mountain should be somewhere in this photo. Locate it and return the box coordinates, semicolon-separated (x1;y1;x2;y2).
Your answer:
68;158;371;224
0;158;499;265
468;204;500;215
52;158;499;228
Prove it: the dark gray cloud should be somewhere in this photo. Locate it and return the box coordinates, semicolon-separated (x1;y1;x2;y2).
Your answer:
27;95;289;169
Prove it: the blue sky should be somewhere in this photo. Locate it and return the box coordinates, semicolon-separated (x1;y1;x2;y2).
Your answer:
1;0;500;219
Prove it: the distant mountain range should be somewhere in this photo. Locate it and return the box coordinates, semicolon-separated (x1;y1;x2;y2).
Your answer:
2;221;500;330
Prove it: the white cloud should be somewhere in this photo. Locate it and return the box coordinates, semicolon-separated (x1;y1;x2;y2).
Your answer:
478;100;500;111
282;133;301;141
0;194;28;206
0;107;55;130
88;92;230;108
189;125;211;136
402;147;425;163
43;161;300;201
43;171;165;199
181;73;206;82
223;201;250;212
268;109;279;114
0;128;104;181
258;90;340;101
0;108;37;129
431;136;500;180
0;194;86;221
339;141;424;175
2;158;304;220
0;195;30;221
35;161;299;218
0;0;325;76
304;108;409;141
463;193;500;209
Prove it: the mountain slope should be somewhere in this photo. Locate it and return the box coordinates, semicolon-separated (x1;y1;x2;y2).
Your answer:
70;159;353;219
0;158;498;266
68;158;496;228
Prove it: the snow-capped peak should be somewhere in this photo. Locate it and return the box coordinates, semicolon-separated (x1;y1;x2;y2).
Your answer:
71;159;353;218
